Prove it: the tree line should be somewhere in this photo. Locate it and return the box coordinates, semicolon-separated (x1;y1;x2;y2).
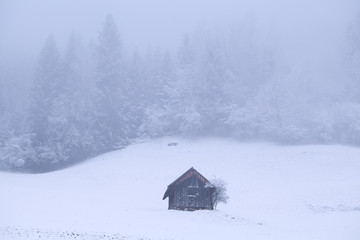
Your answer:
1;14;360;172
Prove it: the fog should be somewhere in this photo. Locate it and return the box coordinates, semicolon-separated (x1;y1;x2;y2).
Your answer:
1;0;358;58
0;0;357;75
1;0;360;172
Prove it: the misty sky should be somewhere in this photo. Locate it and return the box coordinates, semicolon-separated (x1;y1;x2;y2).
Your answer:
1;0;360;66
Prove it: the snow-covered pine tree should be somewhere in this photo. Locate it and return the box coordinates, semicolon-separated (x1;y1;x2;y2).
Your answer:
27;35;62;169
141;51;177;137
176;34;197;99
198;48;230;135
125;50;146;137
0;70;4;115
173;35;202;134
344;11;360;101
0;113;35;170
93;15;126;150
47;34;97;166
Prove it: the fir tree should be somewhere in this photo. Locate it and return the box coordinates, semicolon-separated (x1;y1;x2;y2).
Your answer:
94;15;125;149
28;35;61;148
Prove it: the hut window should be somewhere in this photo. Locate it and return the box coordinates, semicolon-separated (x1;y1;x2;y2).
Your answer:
188;186;200;197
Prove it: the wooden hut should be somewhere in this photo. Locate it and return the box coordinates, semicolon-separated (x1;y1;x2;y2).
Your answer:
162;167;215;211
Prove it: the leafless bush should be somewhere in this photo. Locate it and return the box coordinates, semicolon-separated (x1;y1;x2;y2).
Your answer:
210;177;229;209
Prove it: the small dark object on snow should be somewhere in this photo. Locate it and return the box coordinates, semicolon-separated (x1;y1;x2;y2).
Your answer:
167;142;178;146
163;167;215;211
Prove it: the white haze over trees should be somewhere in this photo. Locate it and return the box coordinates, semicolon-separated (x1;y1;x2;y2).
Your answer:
1;0;360;171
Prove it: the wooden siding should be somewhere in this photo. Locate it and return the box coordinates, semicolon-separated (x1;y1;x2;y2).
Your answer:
164;167;215;211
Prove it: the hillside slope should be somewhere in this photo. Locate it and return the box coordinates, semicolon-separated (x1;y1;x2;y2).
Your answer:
1;138;360;239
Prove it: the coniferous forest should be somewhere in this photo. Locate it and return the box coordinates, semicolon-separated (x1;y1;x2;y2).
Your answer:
2;13;360;172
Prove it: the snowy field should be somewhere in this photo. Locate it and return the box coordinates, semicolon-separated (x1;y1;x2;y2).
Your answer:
1;138;360;240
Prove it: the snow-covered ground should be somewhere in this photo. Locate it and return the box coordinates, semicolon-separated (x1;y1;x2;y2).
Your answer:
1;138;360;240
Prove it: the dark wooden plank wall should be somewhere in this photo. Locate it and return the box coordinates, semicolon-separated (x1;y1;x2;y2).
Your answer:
169;173;213;210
